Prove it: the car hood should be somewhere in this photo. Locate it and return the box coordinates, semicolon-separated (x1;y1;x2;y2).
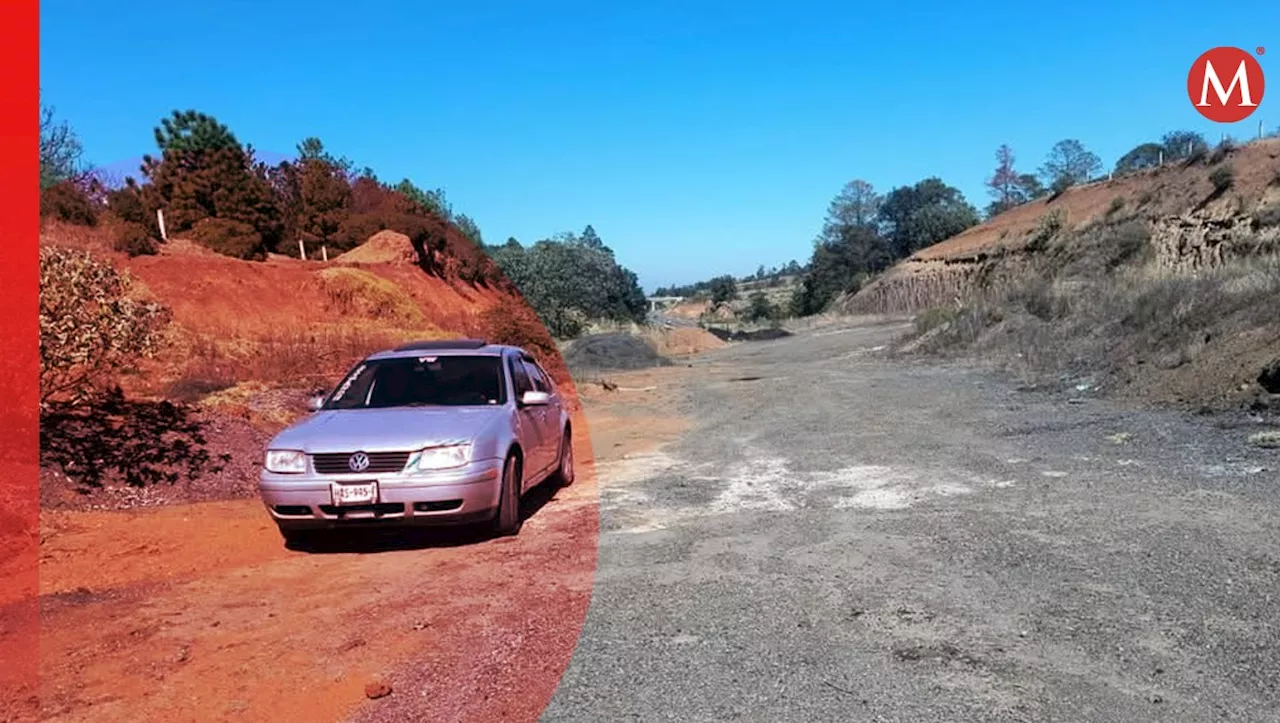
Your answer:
269;406;506;454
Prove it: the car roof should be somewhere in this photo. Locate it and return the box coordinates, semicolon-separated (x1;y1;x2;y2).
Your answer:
364;339;528;361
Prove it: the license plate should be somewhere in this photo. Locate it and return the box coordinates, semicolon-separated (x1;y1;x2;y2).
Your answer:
330;481;378;506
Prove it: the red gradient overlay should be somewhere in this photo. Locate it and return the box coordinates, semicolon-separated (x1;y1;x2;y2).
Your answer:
0;0;41;719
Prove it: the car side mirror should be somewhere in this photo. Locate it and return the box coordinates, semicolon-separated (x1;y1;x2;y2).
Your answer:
306;395;326;412
519;390;551;407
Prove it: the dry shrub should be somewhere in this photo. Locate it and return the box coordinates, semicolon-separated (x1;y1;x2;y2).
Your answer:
40;181;99;226
1254;204;1280;228
315;267;425;324
113;222;160;257
39;247;170;406
190;217;266;260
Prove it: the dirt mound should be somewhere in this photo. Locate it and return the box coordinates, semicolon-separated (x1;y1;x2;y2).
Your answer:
333;229;420;265
706;326;794;342
563;333;672;372
644;327;727;356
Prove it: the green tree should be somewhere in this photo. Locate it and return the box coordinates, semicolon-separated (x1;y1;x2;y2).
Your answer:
745;291;777;322
1161;130;1209;161
580;224;603;248
1114;143;1164;174
793;225;885;316
486;231;647;338
455;213;483;247
151;109;240;155
139;110;283;256
1038;139;1102;191
709;275;737;307
879;178;979;258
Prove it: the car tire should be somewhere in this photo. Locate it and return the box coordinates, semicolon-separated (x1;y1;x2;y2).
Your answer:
492;453;523;537
552;427;575;487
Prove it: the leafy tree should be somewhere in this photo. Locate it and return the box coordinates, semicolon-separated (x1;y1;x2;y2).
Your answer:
1114;143;1164;174
1039;139;1102;191
827;179;882;229
879;178;979;257
296;136;355;177
1015;173;1046;203
580;224;603;248
745;291;777;322
1161;130;1209;162
454;213;483;247
139;110;284;255
151;110;240;155
793;225;887;315
709;275;737;307
272;144;353;250
40;99;85;191
393;179;453;221
486;230;647;338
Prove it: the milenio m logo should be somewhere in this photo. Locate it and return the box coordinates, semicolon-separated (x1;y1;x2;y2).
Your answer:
1188;46;1265;123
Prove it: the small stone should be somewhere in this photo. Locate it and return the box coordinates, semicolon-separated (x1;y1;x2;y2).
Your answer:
1150;694;1163;704
364;682;392;699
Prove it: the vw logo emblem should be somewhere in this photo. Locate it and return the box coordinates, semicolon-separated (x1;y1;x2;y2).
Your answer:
348;452;370;472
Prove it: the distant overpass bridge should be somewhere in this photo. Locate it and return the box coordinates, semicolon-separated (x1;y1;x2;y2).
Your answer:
646;295;686;313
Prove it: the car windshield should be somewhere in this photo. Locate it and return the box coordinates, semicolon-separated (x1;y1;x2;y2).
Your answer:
323;355;506;410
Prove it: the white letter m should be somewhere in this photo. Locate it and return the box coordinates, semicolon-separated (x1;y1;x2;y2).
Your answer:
1198;59;1257;107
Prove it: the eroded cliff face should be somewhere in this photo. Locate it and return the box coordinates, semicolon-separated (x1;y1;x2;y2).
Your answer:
1151;187;1280;271
840;143;1280;317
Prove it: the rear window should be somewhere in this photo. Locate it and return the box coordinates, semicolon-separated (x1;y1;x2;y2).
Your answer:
324;355;506;409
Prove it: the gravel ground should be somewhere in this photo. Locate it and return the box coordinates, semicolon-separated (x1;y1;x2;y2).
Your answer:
544;317;1280;722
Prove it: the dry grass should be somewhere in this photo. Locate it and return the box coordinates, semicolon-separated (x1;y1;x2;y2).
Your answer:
899;249;1280;405
315;267;426;325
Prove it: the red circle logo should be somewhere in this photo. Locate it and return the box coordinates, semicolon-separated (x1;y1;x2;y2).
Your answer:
1188;47;1265;122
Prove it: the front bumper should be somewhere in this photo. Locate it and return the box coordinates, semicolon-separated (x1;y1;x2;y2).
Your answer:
259;458;503;530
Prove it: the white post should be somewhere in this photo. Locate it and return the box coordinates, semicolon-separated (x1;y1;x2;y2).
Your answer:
322;245;328;262
298;239;306;260
1158;149;1164;166
1261;120;1266;140
156;209;167;241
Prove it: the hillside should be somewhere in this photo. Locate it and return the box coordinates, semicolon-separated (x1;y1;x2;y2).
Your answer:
838;138;1280;411
38;221;570;508
843;139;1280;314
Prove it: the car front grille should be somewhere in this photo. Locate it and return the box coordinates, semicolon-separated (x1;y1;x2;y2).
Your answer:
312;451;411;475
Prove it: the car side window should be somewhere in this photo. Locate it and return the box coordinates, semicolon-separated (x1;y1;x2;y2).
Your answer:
509;356;533;397
525;358;556;394
523;359;549;393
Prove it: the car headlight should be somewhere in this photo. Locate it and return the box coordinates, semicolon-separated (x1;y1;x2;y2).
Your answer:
265;449;307;474
408;444;472;472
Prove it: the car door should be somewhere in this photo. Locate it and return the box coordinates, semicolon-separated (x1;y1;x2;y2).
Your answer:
522;357;561;475
508;355;548;481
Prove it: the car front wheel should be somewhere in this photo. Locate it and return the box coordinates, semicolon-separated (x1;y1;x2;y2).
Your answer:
492;453;523;537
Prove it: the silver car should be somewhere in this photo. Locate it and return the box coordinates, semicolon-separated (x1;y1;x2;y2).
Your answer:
258;339;574;547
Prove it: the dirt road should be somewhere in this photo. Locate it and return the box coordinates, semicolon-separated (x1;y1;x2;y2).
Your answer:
11;317;1280;721
11;403;656;723
544;318;1280;722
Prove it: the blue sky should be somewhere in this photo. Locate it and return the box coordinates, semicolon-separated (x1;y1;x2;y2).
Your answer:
41;1;1276;291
